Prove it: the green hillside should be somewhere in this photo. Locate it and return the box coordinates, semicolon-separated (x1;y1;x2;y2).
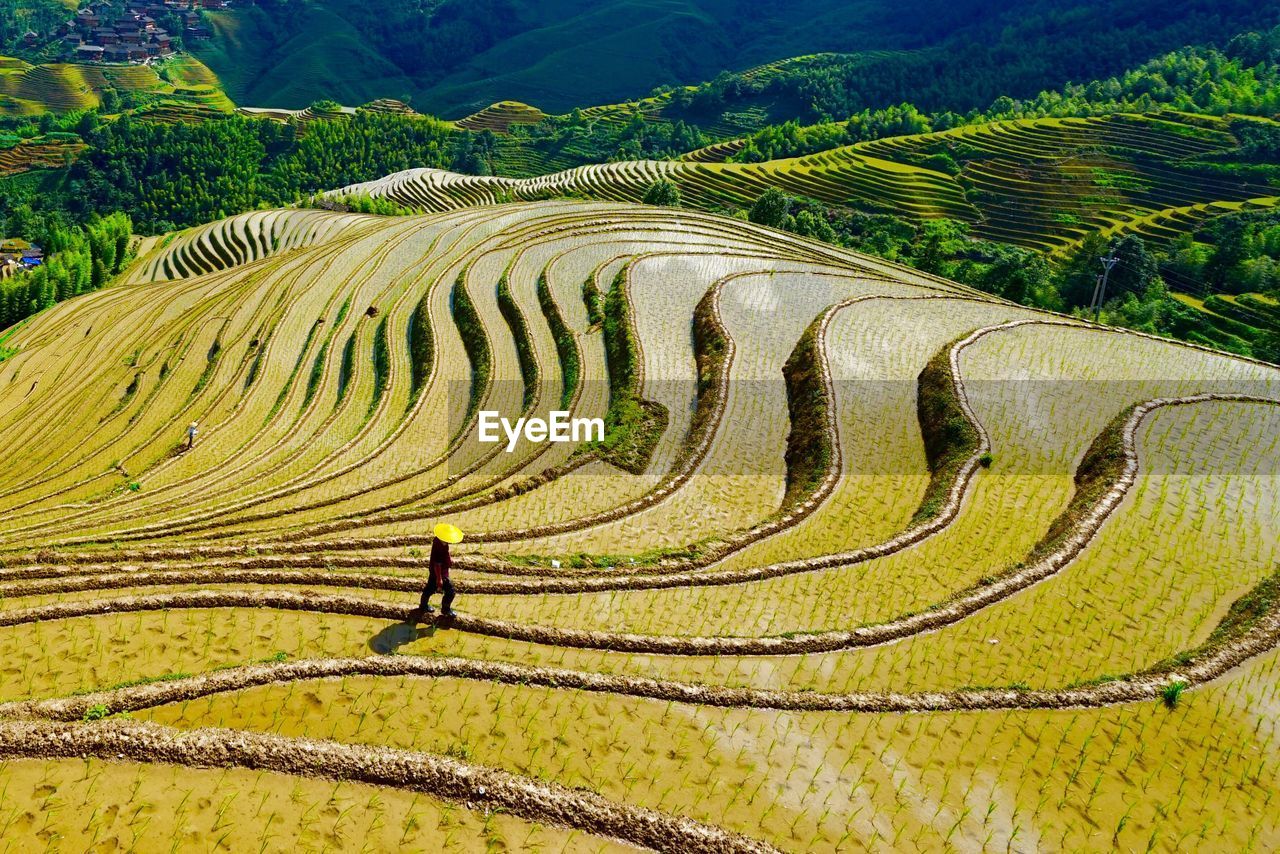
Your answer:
193;5;411;108
192;0;1279;116
0;54;233;117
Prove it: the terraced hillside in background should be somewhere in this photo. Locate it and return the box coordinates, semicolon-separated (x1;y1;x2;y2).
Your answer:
0;54;233;117
0;200;1278;850
187;0;873;115
0;133;82;175
460;53;848;142
339;112;1280;255
454;100;547;133
850;113;1280;254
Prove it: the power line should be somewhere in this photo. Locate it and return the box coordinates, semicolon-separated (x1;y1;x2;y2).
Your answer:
1092;250;1119;321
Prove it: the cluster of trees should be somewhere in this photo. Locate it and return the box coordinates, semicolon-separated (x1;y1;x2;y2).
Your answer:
0;0;63;54
0;213;132;330
327;0;520;79
641;179;680;207
449;129;498;175
0;105;97;140
1232;119;1280;162
319;191;417;216
1166;211;1280;296
705;185;1280;362
979;32;1280;120
722;32;1280;164
1;111;461;234
505;111;708;167
728;105;934;163
1073;231;1280;361
732;1;1277;121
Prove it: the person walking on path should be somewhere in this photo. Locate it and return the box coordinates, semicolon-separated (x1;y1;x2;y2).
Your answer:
186;421;198;450
419;523;463;618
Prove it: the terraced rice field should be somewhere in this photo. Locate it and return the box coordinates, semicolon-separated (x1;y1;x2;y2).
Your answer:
238;102;358;134
679;113;1280;253
0;136;84;175
0;199;1278;851
333;149;973;227
0;54;233;118
362;98;419;116
455;100;548;133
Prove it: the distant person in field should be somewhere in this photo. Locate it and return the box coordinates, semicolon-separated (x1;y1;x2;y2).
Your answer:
186;421;198;450
419;523;463;618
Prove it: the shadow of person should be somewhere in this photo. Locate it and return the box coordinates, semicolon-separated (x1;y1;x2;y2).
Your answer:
368;620;430;654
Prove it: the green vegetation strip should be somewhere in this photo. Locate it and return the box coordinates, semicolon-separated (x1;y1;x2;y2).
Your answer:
407;287;434;398
781;313;834;507
536;271;580;409
304;297;351;407
912;334;983;524
495;273;539;411
368;316;390;417
593;268;667;473
581;275;604;327
450;270;491;429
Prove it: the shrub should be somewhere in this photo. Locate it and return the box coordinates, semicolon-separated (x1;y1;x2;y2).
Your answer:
1162;681;1188;708
582;276;604;327
450;273;491;426
642;178;681;207
496;274;538;410
537;272;580;408
748;187;790;228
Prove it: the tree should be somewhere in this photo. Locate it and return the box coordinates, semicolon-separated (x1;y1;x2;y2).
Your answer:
1056;233;1110;309
792;209;835;243
642;179;681;207
1231;119;1280;161
914;219;968;275
1257;329;1280;364
113;232;129;273
981;245;1052;307
748;187;790;229
1107;235;1160;299
1203;217;1249;292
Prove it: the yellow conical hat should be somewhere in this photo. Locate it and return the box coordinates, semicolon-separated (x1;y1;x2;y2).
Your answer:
433;523;464;544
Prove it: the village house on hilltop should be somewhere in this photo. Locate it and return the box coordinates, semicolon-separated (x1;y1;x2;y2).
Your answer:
55;0;227;63
0;239;43;281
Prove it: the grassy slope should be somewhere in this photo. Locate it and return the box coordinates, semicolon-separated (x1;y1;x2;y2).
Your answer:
0;54;232;116
185;0;1279;121
191;6;412;109
418;0;729;116
187;0;973;115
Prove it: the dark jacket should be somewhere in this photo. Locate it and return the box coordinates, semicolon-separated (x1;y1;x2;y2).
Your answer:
430;537;452;583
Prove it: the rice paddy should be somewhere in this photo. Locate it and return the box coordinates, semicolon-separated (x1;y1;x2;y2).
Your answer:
0;199;1277;851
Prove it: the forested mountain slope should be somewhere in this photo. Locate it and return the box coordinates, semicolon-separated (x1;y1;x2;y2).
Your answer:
194;0;1279;115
